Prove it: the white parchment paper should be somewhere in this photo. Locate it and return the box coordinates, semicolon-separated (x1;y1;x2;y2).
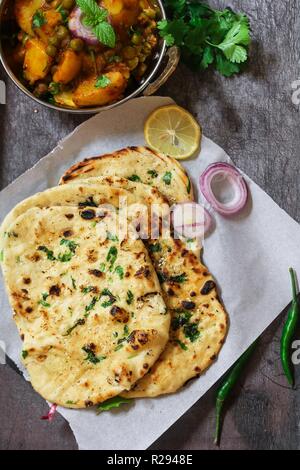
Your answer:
1;96;300;450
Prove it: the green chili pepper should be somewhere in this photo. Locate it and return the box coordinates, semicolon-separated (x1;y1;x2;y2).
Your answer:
280;268;299;387
214;340;257;446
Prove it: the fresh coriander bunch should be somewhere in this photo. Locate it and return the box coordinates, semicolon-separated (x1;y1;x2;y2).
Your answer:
157;0;251;76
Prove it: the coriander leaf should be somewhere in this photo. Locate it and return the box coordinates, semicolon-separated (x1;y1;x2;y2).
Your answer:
126;290;134;305
81;286;94;294
32;10;46;29
95;75;111;88
48;81;60;95
99;263;106;272
184;322;200;342
128;174;141;182
56;5;68;23
71;276;77;289
82;345;106;364
200;46;214;69
213;18;250;63
228;45;248;64
60;239;79;253
147;169;158;178
165;0;186;16
157;19;189;46
107;246;118;271
38;245;56;261
175;339;188;351
162;171;172;185
164;34;175;47
85;296;98;315
97;396;132;412
100;288;116;307
171;311;192;330
188;2;212;22
94;21;116;48
38;292;51;308
63;318;85;336
149;243;162;253
215;53;240;76
57;251;73;262
22;350;28;359
114;265;124;280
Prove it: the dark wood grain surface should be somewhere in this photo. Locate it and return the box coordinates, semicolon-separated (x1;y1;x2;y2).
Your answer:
1;0;300;450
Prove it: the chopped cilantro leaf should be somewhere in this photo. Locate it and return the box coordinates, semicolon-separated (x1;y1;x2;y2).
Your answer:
149;243;162;253
162;171;172;185
85;296;98;316
82;286;94;294
97;396;132;412
32;10;46;29
171;311;192;330
63;318;85;336
114;265;124;279
82;345;106;364
22;350;28;359
147;169;158;178
126;290;134;305
175;339;188;351
38;292;50;308
183;322;200;342
128;174;141;182
95;75;111;88
38;245;56;261
107;246;118;271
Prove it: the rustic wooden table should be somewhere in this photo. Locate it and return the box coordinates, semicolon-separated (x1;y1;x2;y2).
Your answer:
0;0;299;450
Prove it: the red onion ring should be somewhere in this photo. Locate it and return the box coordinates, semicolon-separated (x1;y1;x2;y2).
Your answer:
172;202;212;239
199;162;248;216
69;7;99;45
41;403;57;422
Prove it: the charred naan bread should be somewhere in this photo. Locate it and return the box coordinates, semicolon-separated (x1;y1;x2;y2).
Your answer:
122;236;228;397
59;146;194;204
0;182;151;245
61;178;228;397
1;206;170;407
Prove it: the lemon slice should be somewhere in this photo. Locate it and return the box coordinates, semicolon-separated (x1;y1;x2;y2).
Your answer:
144;105;201;159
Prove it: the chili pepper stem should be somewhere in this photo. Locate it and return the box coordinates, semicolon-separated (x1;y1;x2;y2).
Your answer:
289;267;297;302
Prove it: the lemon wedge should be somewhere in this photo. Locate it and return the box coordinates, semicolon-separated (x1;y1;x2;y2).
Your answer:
144;105;201;159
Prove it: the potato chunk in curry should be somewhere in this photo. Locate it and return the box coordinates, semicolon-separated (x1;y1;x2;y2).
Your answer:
23;38;52;84
73;71;127;107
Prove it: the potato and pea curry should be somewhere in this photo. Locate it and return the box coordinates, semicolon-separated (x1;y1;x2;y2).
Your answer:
6;0;159;108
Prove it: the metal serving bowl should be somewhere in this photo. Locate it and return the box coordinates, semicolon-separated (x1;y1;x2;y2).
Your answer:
0;0;179;114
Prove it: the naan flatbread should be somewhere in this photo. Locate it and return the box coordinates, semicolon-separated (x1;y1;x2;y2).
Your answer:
59;146;194;204
60;178;228;397
1;206;169;407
